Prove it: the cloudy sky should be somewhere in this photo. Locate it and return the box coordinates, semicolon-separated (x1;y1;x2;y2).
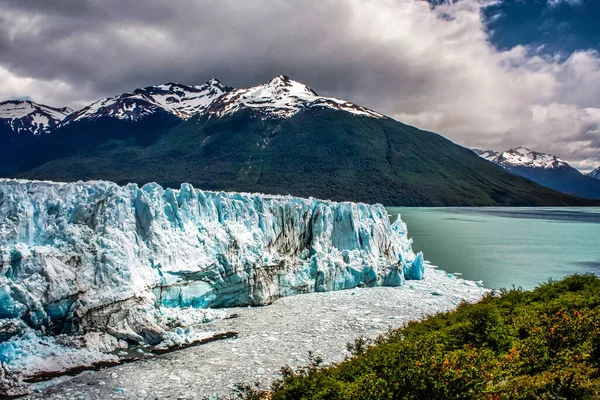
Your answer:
1;0;599;171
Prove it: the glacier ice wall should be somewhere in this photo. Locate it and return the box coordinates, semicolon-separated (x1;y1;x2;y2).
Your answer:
0;179;422;343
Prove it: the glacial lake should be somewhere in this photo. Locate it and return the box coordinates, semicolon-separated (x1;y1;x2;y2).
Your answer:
387;207;600;290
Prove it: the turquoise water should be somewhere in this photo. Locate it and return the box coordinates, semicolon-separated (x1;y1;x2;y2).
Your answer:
387;207;600;290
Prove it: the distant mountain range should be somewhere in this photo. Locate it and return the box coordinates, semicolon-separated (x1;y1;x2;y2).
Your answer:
474;147;600;199
1;76;598;206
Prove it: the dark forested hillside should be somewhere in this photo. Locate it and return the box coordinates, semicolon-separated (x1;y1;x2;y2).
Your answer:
12;108;600;206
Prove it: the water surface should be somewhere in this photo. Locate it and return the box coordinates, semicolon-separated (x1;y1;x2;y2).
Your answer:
387;207;600;290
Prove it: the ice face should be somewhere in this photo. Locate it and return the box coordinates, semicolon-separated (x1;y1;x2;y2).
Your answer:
0;179;422;343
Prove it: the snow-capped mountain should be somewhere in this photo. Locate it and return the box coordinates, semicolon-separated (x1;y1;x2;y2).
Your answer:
588;167;600;180
205;75;384;119
62;79;230;125
478;147;569;169
0;100;72;135
475;147;600;199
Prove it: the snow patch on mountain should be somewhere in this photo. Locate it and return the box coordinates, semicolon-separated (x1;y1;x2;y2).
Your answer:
206;75;385;119
63;80;229;124
0;101;72;135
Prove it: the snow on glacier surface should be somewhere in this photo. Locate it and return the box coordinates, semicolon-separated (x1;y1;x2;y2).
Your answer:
0;179;422;339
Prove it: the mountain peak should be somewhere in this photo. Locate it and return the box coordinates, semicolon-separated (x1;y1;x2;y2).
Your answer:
509;146;532;155
205;75;382;120
265;74;292;86
257;75;319;97
475;146;571;170
0;100;71;119
473;149;499;161
152;78;224;91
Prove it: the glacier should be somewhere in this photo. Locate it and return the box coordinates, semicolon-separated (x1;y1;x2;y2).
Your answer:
0;179;423;358
0;179;491;397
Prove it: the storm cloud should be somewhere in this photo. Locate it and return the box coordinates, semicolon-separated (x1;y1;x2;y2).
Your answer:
1;0;599;170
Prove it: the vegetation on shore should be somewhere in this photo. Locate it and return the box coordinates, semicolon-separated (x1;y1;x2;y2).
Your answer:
238;275;600;399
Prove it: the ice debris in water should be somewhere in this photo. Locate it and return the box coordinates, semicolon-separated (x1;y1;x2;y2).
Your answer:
0;178;425;386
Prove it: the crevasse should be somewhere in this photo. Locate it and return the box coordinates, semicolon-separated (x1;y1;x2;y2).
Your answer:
0;179;423;343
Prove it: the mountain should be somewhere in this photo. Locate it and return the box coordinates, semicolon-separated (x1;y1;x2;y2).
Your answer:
0;100;71;136
588;167;600;180
0;80;231;176
475;147;600;199
2;76;599;206
476;146;568;170
55;79;231;145
0;100;73;176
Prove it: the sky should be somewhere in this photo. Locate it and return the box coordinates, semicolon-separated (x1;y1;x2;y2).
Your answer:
1;0;599;171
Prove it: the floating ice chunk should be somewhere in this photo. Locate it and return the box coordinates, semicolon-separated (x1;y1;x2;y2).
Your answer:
404;252;425;280
0;329;119;379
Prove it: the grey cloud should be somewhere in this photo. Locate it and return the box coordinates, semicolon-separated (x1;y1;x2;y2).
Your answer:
0;0;435;107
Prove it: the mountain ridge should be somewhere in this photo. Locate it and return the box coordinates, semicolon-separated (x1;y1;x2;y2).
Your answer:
2;76;599;206
62;79;231;125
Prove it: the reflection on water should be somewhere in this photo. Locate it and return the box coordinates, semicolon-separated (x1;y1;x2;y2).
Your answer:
387;207;600;290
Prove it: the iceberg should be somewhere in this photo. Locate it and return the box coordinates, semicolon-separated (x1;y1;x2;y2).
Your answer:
0;179;423;346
